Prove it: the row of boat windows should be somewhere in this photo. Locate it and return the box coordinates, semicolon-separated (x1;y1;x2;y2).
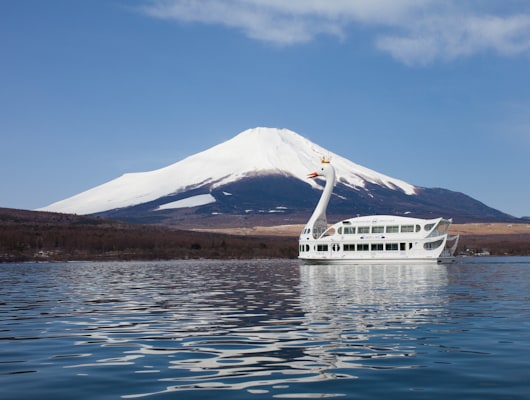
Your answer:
299;239;444;253
338;224;432;235
300;243;413;252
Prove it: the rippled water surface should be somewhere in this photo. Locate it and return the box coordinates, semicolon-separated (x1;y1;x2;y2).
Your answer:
2;257;530;399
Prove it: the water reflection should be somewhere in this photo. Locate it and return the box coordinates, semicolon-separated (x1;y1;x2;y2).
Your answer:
119;262;449;398
0;261;451;399
300;263;449;329
298;264;449;376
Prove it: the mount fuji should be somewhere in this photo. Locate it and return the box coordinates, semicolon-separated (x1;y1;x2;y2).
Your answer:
39;127;515;226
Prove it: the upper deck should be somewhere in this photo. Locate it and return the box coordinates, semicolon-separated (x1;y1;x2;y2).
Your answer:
301;215;451;241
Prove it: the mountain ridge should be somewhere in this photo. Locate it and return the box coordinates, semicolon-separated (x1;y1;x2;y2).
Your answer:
38;127;517;225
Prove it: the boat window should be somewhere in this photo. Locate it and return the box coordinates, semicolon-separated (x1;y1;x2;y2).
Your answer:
300;244;310;252
344;244;355;251
424;239;443;250
386;243;399;251
357;244;369;251
331;244;340;252
400;243;406;251
424;223;435;231
436;221;450;234
401;225;414;232
337;227;342;234
371;243;384;251
358;226;370;234
386;225;399;233
372;226;384;234
312;227;326;239
344;226;356;234
316;244;329;252
416;225;421;232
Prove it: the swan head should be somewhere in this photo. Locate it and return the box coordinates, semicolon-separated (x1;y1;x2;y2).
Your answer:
308;161;335;180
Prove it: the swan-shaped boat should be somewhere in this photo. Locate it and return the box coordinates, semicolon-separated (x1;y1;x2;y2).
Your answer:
299;160;459;263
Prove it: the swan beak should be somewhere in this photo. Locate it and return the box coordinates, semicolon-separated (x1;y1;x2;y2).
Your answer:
307;172;318;179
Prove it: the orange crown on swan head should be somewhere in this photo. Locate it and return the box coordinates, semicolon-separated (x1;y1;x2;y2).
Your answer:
321;155;331;164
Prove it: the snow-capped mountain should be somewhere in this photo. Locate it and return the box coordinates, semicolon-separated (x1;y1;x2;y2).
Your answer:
39;127;414;214
39;127;515;225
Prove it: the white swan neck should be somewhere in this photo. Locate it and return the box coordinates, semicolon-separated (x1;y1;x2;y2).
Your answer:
304;165;336;239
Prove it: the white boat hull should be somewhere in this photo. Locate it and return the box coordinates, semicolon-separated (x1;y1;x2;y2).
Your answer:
299;255;456;265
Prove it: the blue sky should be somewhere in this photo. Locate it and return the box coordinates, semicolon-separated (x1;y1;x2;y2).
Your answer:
1;0;530;217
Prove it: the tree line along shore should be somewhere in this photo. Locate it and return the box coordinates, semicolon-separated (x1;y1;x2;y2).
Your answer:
0;209;297;262
1;208;529;262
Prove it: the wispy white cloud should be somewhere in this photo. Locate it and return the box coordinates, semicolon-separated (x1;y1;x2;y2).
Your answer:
139;0;349;44
376;13;530;65
140;0;530;65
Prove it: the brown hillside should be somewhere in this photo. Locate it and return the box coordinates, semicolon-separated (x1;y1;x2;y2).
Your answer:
0;208;297;262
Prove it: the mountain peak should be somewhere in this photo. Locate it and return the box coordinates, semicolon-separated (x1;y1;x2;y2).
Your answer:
237;126;299;137
208;127;320;173
235;127;313;148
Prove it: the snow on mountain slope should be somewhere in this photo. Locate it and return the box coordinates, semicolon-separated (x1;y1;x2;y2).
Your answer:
155;194;216;211
38;127;416;215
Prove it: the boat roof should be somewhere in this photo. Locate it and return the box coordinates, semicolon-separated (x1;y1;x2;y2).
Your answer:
334;215;449;226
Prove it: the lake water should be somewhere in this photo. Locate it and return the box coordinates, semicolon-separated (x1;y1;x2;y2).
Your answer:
1;257;530;400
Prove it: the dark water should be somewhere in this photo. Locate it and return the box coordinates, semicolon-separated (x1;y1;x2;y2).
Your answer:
1;258;530;400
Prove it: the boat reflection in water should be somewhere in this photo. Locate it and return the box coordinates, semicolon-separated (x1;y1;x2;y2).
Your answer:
120;262;450;398
300;263;449;323
301;264;448;368
298;263;449;373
